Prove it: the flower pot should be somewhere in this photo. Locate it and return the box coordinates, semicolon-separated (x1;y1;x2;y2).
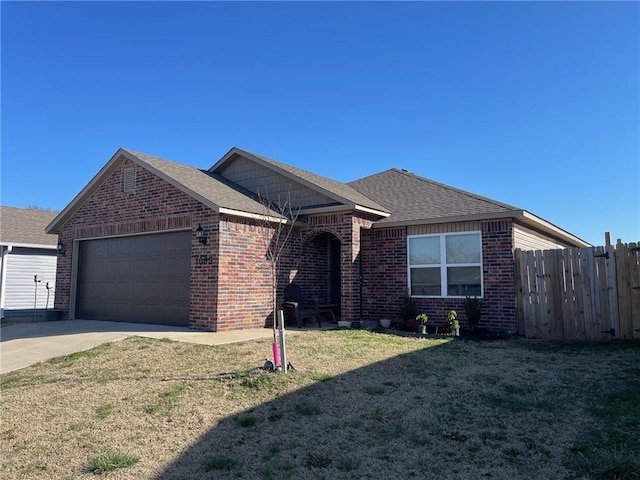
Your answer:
453;328;460;337
337;321;351;328
419;325;427;335
380;319;392;329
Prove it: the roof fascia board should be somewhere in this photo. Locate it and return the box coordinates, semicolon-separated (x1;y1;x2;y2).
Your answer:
219;207;287;224
208;146;241;172
299;205;357;216
299;204;389;217
0;242;57;250
46;148;131;234
373;209;590;248
374;210;524;228
518;211;591;247
355;204;391;217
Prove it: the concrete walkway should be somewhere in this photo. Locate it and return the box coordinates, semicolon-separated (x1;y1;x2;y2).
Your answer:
0;320;310;374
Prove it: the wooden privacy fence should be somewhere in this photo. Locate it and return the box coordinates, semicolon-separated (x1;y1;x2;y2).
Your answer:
516;240;640;341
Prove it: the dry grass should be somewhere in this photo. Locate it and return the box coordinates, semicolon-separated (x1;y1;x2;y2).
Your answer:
1;330;639;480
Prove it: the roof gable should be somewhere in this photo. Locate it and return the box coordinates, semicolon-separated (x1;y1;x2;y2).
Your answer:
47;149;282;234
1;206;58;247
211;147;389;215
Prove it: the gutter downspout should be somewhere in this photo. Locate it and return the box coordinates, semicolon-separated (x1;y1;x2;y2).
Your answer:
0;245;13;318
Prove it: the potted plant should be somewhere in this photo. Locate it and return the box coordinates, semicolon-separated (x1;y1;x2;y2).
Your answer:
463;296;481;332
416;313;428;335
448;310;459;336
400;292;418;331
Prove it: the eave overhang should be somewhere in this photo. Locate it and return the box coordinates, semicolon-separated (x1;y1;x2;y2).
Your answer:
373;209;591;248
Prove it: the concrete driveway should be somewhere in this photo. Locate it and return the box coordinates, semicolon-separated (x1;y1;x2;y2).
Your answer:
0;320;289;374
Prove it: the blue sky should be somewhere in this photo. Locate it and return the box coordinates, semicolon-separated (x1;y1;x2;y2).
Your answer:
2;1;638;246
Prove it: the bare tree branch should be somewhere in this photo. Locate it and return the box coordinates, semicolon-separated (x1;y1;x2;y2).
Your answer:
255;187;301;341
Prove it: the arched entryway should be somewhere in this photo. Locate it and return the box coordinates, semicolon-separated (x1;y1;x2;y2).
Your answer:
299;231;342;321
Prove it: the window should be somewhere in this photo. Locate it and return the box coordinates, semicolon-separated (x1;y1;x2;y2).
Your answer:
408;232;482;297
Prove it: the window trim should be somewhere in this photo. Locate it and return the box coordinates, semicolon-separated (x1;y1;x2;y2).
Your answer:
407;231;483;298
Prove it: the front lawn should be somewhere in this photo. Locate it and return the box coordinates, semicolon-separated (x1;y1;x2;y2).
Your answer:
1;330;638;479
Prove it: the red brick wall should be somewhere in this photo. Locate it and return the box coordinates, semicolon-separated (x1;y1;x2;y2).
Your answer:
361;220;517;333
54;154;516;334
216;217;275;331
303;213;374;321
54;157;220;331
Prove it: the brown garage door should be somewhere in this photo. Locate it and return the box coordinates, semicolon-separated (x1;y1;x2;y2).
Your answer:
76;231;191;326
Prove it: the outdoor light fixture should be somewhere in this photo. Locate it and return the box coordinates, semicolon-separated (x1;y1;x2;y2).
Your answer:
57;240;66;256
195;224;207;245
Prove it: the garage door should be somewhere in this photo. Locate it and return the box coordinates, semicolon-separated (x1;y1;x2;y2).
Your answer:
76;231;191;326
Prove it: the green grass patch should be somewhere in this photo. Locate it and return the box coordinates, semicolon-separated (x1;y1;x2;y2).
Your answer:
237;414;258;427
202;454;239;471
95;403;114;419
85;451;139;474
309;371;332;382
48;343;112;367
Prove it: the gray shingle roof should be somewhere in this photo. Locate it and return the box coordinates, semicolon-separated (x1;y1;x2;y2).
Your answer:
1;206;59;246
231;149;389;214
124;150;280;217
348;168;520;224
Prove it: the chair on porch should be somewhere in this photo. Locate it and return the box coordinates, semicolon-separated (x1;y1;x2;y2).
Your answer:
282;282;321;328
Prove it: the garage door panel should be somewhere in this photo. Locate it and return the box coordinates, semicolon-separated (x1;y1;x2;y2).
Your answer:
178;281;190;298
133;259;147;275
145;281;162;299
147;258;162;275
118;260;131;276
76;231;190;326
105;282;119;298
164;258;181;275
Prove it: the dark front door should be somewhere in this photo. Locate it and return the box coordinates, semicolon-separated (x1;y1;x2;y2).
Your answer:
329;237;341;316
76;231;191;326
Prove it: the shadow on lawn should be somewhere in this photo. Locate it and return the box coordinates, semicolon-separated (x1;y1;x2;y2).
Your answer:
154;344;435;479
152;335;553;480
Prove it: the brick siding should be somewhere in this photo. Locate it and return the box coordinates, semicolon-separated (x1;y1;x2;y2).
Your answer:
361;220;517;333
55;155;517;333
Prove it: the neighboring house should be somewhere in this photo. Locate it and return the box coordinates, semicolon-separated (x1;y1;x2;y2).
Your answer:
0;206;59;318
46;148;589;333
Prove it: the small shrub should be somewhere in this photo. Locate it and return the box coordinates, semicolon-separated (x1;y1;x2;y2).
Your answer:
400;292;418;320
85;451;139;474
463;296;481;330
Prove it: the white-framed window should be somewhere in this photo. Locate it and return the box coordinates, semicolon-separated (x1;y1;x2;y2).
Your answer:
408;232;483;298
